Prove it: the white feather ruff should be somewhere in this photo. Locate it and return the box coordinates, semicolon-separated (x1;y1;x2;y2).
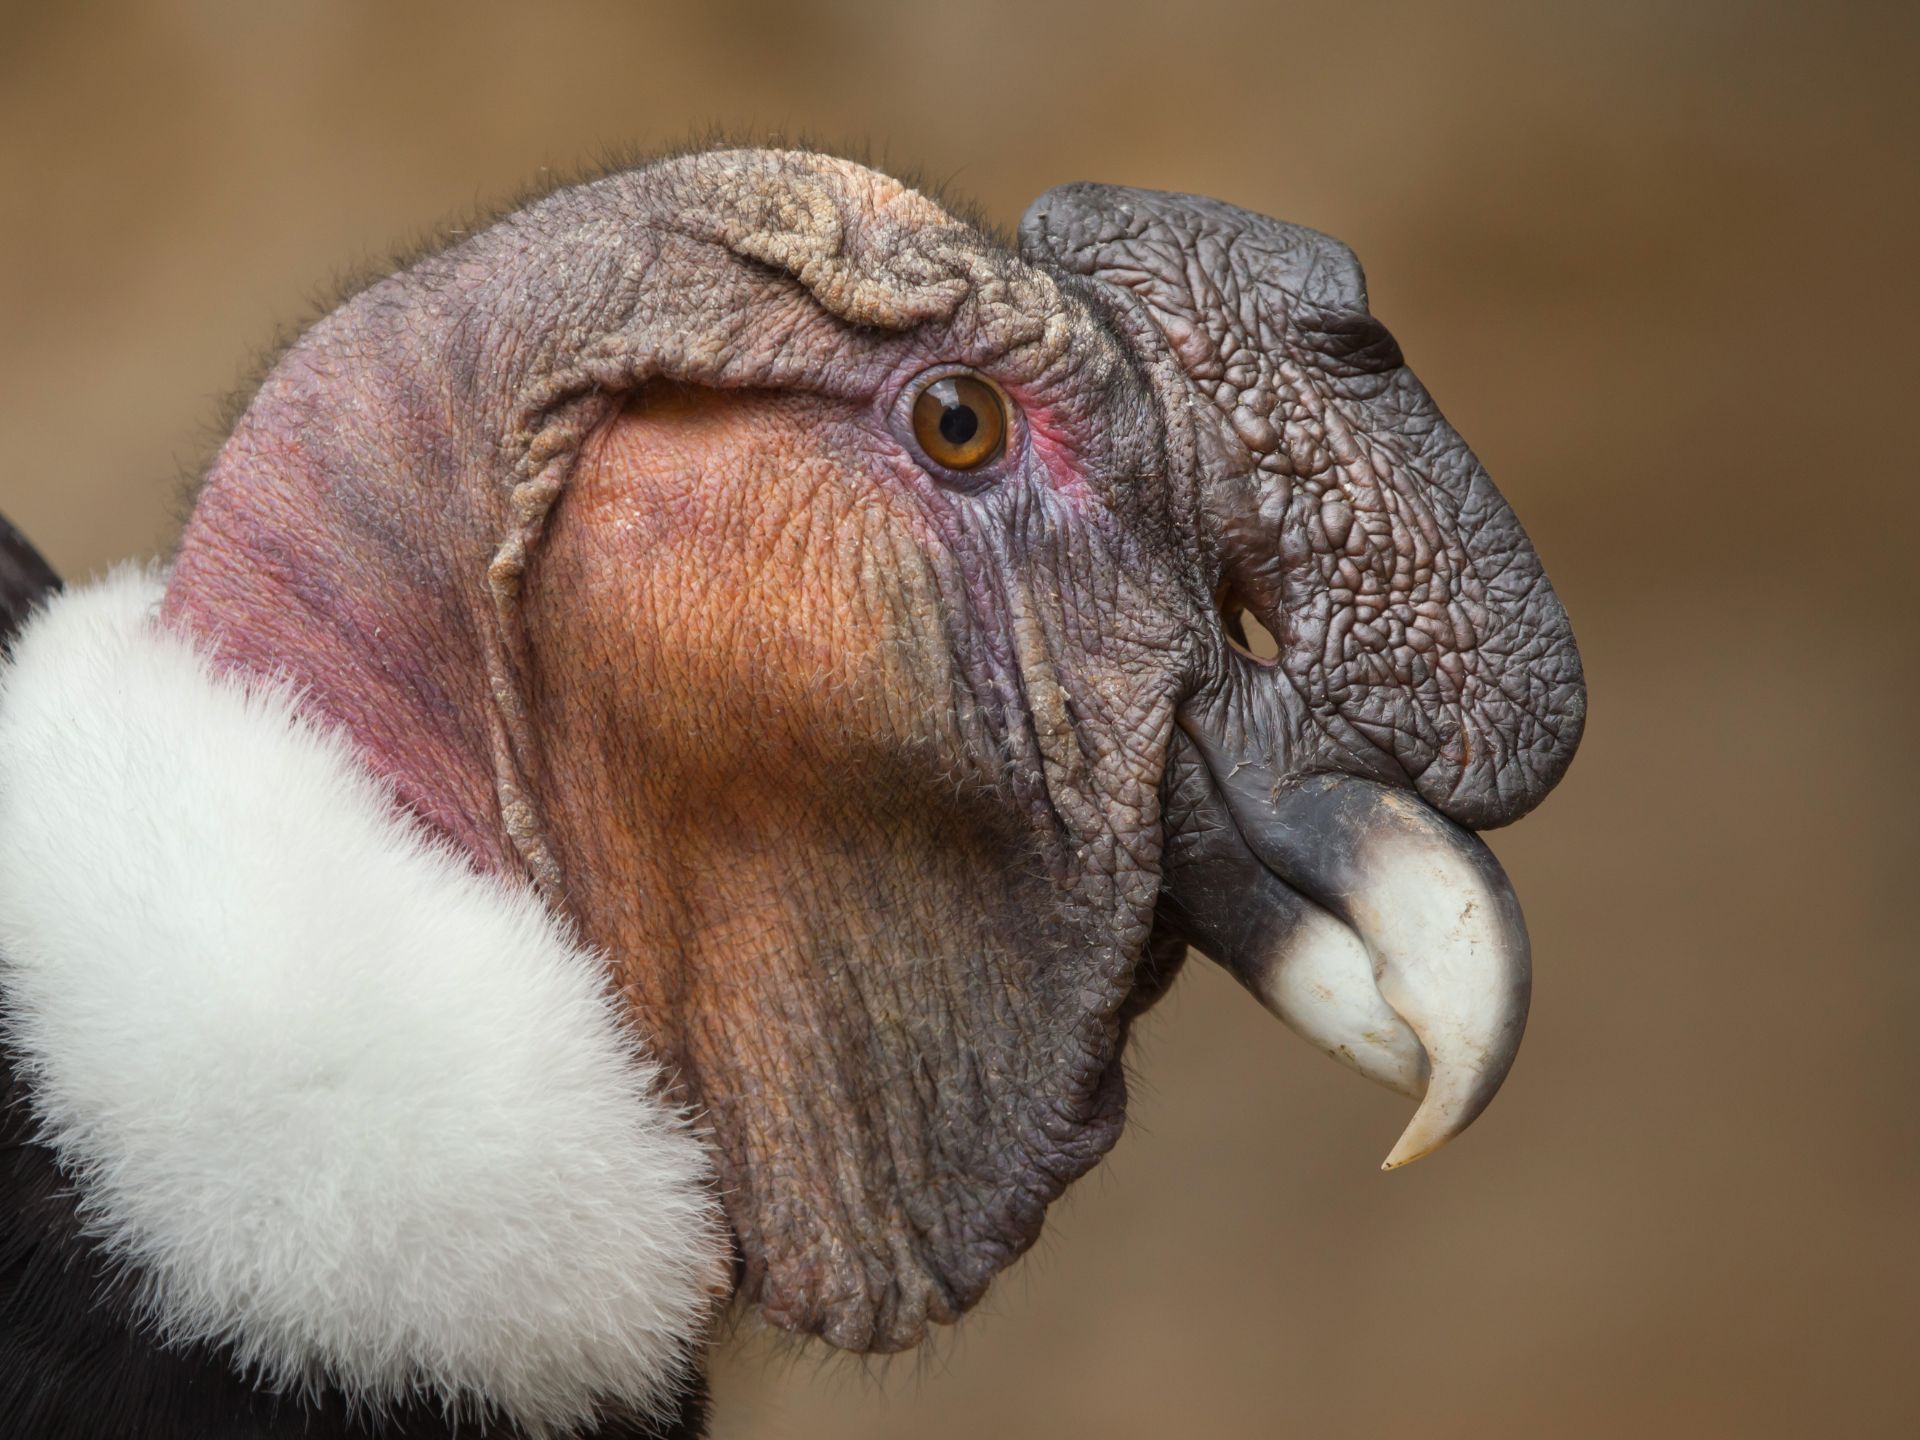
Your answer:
0;568;725;1434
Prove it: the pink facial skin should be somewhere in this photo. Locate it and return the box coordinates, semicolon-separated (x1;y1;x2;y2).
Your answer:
163;372;514;872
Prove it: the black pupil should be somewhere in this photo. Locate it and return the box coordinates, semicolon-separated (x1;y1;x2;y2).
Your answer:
938;403;979;447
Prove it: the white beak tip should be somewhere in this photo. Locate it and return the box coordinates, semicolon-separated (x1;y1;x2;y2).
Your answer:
1380;1125;1447;1172
1380;1142;1436;1172
1377;1052;1513;1171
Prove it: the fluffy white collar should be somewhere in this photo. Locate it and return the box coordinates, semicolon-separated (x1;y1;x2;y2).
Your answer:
0;569;725;1435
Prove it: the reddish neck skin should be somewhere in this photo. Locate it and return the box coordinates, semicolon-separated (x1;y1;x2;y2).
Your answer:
160;446;513;875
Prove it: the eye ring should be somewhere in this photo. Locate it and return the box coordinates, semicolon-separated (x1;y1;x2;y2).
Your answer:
906;368;1012;473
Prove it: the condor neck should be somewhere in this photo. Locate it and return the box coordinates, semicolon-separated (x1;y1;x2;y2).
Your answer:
161;477;513;874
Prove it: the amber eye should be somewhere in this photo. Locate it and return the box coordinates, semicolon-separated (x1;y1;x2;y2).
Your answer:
909;371;1009;471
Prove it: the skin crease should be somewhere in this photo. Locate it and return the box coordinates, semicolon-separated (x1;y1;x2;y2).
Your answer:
153;146;1582;1384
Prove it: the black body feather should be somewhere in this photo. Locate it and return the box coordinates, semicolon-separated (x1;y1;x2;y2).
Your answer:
0;512;60;652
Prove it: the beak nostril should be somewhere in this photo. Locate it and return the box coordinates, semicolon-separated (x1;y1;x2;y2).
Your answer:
1216;585;1280;664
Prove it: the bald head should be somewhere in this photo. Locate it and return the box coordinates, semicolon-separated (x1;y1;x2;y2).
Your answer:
163;147;1579;1355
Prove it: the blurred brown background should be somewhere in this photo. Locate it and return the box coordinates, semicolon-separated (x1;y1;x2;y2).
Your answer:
3;2;1913;1436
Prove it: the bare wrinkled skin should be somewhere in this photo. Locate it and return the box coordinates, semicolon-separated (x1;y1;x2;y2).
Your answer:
161;149;1581;1357
1022;186;1584;826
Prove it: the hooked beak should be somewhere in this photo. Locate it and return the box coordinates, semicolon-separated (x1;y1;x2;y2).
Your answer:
1157;727;1532;1170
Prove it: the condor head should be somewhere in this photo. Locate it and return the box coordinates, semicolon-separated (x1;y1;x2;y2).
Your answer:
164;149;1584;1358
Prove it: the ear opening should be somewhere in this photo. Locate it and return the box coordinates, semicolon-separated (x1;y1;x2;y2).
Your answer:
1215;583;1280;664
